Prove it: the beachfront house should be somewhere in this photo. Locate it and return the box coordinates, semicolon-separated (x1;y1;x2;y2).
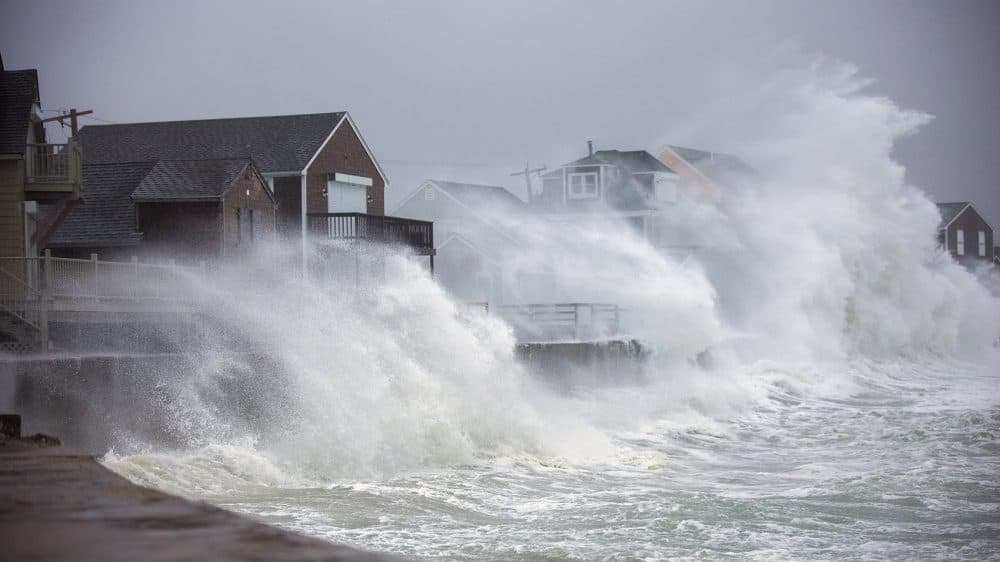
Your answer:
49;112;433;267
48;159;274;263
532;147;691;249
392;180;525;303
936;202;994;269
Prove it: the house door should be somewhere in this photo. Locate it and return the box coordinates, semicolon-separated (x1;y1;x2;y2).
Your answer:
327;180;367;213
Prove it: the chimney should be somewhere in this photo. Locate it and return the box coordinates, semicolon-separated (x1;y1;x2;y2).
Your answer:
587;139;593;157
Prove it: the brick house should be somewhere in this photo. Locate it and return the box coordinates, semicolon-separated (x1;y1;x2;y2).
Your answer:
936;202;995;268
48;158;274;263
48;112;432;264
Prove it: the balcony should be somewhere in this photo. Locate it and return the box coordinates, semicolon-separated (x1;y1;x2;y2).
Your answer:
24;141;82;198
306;213;435;255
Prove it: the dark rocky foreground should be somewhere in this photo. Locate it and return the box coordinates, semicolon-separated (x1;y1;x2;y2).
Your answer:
0;433;401;562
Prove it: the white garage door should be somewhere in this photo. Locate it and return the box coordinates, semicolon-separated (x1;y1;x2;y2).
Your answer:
326;180;367;213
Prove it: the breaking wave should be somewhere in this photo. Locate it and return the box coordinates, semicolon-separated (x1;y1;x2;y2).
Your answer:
104;58;998;513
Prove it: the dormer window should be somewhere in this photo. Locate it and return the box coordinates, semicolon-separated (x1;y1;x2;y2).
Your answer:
567;172;599;199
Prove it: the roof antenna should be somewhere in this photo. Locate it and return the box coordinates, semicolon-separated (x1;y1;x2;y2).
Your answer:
587;139;593;157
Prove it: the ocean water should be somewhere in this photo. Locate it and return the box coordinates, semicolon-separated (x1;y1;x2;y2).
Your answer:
101;59;1000;560
103;354;1000;560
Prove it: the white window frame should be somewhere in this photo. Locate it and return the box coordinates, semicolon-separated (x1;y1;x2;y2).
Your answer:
978;231;986;257
567;172;599;200
956;229;965;256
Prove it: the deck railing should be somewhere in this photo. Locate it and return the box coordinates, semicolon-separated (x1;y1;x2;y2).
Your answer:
0;254;203;303
0;267;42;332
25;141;82;185
498;303;622;342
307;213;434;254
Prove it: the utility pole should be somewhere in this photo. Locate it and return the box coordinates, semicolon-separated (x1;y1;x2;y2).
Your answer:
511;163;546;204
40;108;94;136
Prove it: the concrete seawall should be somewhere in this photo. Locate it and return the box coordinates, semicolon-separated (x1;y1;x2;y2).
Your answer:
0;436;398;561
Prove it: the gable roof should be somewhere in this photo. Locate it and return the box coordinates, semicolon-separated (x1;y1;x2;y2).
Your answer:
936;202;971;229
131;158;250;202
592;150;675;174
48;162;155;248
77;112;346;173
0;67;40;155
666;145;756;185
429;180;525;210
547;150;675;176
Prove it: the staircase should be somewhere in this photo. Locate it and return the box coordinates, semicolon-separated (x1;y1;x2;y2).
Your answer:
0;268;44;354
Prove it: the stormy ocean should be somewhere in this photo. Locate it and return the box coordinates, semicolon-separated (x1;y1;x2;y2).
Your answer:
101;60;1000;560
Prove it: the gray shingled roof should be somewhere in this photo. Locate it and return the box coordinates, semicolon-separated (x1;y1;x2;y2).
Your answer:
936;202;970;229
48;162;155;248
430;180;526;210
131;159;249;201
78;112;345;172
549;150;675;175
50;158;256;247
0;67;39;155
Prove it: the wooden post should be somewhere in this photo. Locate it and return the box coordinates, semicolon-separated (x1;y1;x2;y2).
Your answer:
131;256;139;301
90;253;99;301
40;250;51;350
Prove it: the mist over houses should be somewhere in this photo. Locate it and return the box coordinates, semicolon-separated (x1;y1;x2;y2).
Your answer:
1;55;997;352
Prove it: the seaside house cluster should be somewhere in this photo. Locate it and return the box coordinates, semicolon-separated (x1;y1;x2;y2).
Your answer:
1;55;997;352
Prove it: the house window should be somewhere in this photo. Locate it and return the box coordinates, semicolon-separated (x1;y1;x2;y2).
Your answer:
979;231;987;256
425;187;436;201
956;229;964;255
567;173;599;199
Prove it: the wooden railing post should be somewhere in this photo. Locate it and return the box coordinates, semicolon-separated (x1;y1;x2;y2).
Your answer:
91;253;99;301
40;250;52;350
131;256;139;301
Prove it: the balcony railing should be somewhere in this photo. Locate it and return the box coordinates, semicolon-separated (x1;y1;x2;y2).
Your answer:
306;213;435;255
25;141;82;194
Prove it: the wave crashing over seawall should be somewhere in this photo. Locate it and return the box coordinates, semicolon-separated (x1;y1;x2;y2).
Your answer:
94;59;1000;559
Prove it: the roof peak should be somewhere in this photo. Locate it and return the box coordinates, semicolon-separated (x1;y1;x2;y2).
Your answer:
81;111;345;130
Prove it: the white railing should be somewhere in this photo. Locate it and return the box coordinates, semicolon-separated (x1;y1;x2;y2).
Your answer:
0;253;204;303
0;267;42;331
25;142;81;184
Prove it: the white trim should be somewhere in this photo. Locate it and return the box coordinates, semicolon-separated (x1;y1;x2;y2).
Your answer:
343;112;389;187
302;114;347;173
940;202;996;235
940;202;972;231
566;172;599;199
303;113;390;189
334;172;373;187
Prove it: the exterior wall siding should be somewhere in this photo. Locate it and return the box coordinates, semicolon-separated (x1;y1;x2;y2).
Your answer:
305;120;385;217
272;175;301;239
136;202;221;264
221;167;276;254
0;159;26;258
946;207;994;262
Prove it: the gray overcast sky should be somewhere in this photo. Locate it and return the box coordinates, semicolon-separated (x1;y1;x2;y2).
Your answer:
2;0;998;226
